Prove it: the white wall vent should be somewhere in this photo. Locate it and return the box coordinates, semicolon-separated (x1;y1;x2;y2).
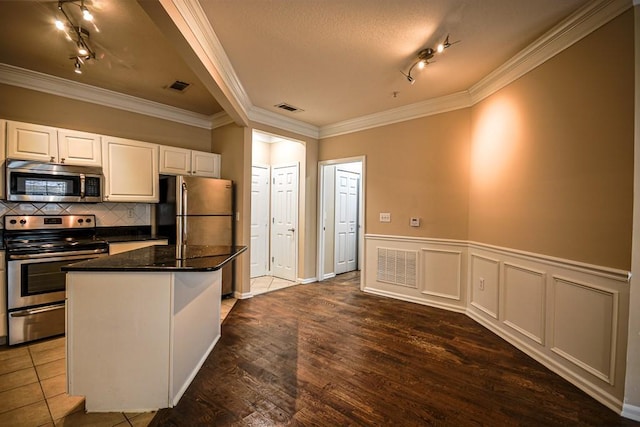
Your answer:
377;247;418;288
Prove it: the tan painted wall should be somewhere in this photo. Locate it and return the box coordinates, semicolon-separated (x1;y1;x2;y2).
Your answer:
0;84;211;151
320;109;472;240
212;123;251;294
468;10;635;271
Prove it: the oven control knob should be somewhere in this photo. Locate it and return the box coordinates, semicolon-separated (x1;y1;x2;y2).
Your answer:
86;218;92;223
78;219;84;224
19;219;26;225
9;219;16;225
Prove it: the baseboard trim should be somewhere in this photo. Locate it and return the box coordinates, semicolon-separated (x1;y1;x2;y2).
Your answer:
298;277;317;285
234;291;253;300
363;287;467;314
322;273;336;281
622;403;640;421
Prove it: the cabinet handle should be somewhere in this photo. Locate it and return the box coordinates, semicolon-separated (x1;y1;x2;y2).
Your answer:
61;158;65;163
50;156;55;162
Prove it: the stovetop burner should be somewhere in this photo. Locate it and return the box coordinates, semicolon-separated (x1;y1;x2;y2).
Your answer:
4;215;109;256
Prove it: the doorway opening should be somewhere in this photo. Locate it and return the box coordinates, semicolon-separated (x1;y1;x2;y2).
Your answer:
317;157;365;287
250;130;305;295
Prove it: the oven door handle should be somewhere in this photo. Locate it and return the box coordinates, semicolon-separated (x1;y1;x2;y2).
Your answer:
9;249;107;260
10;303;65;317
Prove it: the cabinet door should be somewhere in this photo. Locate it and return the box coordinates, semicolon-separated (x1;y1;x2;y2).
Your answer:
159;146;191;175
191;151;221;178
58;129;102;167
6;121;58;162
102;137;159;202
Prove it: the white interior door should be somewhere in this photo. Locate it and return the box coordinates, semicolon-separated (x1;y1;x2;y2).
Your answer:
335;169;360;274
250;165;270;278
271;164;298;281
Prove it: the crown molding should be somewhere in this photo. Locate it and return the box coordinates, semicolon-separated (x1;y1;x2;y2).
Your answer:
167;0;252;122
469;0;631;103
319;91;472;139
248;106;320;139
0;63;213;129
210;111;235;129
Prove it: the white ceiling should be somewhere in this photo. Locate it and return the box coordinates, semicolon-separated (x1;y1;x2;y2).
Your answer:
0;0;607;132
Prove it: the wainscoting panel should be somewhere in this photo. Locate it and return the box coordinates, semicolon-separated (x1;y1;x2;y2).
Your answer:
364;236;467;313
420;248;462;300
363;234;631;414
551;276;618;385
503;263;546;345
469;254;500;319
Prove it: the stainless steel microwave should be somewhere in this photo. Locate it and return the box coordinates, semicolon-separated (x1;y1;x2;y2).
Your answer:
6;159;103;203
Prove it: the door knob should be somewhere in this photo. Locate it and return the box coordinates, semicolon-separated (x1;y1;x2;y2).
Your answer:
288;228;295;232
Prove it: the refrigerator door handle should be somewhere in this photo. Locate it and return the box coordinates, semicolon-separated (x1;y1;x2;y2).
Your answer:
181;182;188;215
181;182;188;244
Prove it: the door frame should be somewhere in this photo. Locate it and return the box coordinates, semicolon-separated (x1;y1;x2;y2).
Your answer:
317;156;366;290
250;164;271;278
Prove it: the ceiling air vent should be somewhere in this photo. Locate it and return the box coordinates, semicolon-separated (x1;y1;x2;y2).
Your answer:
274;102;304;113
167;80;191;92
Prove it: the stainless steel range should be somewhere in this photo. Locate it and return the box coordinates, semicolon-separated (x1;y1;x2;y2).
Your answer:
5;215;108;345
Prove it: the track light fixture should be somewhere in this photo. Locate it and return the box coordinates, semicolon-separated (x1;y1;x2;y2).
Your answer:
54;0;97;75
401;35;458;85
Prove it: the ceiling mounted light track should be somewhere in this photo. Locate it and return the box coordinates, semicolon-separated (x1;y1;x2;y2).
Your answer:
54;0;97;75
401;35;458;85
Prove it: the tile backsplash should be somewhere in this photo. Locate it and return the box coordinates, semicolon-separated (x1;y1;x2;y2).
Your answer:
0;201;151;228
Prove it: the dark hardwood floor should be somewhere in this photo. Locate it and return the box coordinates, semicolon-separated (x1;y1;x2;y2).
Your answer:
150;272;638;426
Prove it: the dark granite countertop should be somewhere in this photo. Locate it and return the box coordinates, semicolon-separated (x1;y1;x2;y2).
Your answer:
96;226;168;243
63;245;247;272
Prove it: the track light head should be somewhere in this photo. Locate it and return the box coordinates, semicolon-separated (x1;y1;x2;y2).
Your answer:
402;34;458;85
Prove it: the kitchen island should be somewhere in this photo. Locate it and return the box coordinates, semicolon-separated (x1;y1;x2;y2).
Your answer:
63;245;246;412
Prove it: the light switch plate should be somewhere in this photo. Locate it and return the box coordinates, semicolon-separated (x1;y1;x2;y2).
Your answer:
410;217;420;227
380;212;391;223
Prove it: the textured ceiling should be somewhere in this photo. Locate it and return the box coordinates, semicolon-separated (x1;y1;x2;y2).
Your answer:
0;0;222;116
0;0;593;129
200;0;590;126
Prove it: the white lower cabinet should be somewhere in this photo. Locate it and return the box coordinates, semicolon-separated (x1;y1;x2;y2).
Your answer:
159;145;220;178
109;240;168;255
102;137;159;202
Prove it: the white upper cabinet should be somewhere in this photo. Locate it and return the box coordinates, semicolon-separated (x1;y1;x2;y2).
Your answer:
191;151;220;178
6;121;101;166
102;136;159;202
159;145;220;178
57;129;102;167
159;146;191;175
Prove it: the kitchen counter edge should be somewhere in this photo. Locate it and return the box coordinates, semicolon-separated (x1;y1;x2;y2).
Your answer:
62;245;247;272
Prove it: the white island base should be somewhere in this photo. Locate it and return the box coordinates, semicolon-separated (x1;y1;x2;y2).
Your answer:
66;270;222;412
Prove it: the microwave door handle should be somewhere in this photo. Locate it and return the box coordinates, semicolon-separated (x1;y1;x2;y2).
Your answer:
80;174;86;199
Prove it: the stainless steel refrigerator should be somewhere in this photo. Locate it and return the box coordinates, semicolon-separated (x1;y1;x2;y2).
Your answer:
156;175;235;295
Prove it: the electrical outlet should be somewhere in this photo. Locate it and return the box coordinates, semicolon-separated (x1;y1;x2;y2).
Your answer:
127;207;134;218
479;277;485;291
380;212;391;223
410;217;420;227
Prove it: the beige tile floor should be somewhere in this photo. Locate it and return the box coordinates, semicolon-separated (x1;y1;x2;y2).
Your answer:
0;298;237;427
250;275;299;295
